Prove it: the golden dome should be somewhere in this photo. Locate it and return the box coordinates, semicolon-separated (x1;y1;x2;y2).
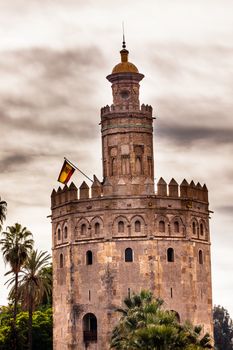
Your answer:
112;48;139;74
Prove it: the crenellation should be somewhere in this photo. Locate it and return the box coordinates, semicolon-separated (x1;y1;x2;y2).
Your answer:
79;181;89;200
168;178;179;197
157;177;167;196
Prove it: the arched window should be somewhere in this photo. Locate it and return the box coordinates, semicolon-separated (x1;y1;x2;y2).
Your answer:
64;226;68;239
59;253;63;268
200;223;204;235
81;224;87;235
83;313;97;342
135;220;141;232
174;221;179;233
125;248;133;262
167;248;174;262
94;222;100;235
86;250;93;265
199;250;203;264
159;220;165;233
58;228;61;240
118;221;124;233
192;222;196;235
171;310;180;323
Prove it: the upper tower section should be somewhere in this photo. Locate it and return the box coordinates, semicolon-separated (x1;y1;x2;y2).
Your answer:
106;40;144;111
100;40;154;196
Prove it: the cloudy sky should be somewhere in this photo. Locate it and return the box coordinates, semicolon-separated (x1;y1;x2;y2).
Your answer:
0;0;233;316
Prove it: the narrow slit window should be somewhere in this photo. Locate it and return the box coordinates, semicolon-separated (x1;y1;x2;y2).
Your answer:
118;221;124;233
167;248;174;262
95;222;100;235
59;253;63;268
58;228;61;240
86;250;93;265
81;224;87;235
199;250;203;264
135;220;141;232
192;222;196;235
64;226;68;239
200;223;204;235
125;248;133;262
174;221;179;233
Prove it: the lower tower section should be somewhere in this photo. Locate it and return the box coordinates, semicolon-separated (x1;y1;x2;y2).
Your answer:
51;180;212;350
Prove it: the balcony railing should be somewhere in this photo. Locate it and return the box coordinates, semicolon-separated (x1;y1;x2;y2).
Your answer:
83;331;97;342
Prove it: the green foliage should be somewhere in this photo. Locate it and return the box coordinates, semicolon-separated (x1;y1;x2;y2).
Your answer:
0;306;52;350
213;305;233;350
111;290;213;350
0;223;33;274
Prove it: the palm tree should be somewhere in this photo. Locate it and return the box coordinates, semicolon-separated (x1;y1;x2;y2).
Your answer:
111;290;212;350
0;223;34;323
17;249;51;350
0;196;7;231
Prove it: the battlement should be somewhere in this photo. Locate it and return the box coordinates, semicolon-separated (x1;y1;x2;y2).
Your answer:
51;176;208;209
157;177;208;202
100;103;153;117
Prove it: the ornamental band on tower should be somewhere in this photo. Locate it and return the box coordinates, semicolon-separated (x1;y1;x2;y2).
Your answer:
51;41;212;350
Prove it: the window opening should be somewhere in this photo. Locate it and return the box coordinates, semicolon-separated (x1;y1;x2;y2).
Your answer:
125;248;133;262
199;250;203;264
86;251;93;265
200;223;204;235
118;221;124;233
58;228;61;240
159;220;165;233
81;224;87;235
135;220;141;232
174;221;179;233
59;253;63;268
83;313;97;343
167;248;174;262
192;222;196;235
94;222;100;235
64;226;68;239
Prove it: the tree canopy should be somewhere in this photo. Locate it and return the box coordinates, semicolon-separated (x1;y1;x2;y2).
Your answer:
111;290;213;350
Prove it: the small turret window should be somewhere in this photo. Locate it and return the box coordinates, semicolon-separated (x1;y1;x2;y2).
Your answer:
159;220;165;233
86;251;93;265
64;226;68;239
199;250;203;264
200;223;204;236
167;248;174;262
192;222;196;235
118;221;124;233
95;222;100;235
81;224;87;235
135;220;141;232
58;228;61;240
59;253;63;268
174;221;179;233
125;248;133;262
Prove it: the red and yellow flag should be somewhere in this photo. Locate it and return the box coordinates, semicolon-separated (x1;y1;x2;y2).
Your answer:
58;160;75;184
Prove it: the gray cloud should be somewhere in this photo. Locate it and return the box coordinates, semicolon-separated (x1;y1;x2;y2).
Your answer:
157;122;233;146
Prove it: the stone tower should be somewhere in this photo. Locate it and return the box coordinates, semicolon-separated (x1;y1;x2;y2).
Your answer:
51;41;212;350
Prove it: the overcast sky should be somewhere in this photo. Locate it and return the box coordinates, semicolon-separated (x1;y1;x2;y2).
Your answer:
0;0;233;317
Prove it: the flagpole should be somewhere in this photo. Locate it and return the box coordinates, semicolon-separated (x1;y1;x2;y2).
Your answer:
64;157;94;183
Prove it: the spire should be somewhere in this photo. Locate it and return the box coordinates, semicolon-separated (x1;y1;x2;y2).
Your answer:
120;21;128;63
122;22;126;49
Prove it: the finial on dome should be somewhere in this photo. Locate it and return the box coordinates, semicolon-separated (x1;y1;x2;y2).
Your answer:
122;21;126;49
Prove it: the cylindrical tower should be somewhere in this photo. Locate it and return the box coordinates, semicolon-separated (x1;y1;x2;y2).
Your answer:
51;42;212;350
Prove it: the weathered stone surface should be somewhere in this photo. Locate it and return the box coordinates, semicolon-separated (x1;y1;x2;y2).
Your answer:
51;44;212;350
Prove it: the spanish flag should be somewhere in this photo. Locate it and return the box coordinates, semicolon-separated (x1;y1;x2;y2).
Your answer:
58;160;75;184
